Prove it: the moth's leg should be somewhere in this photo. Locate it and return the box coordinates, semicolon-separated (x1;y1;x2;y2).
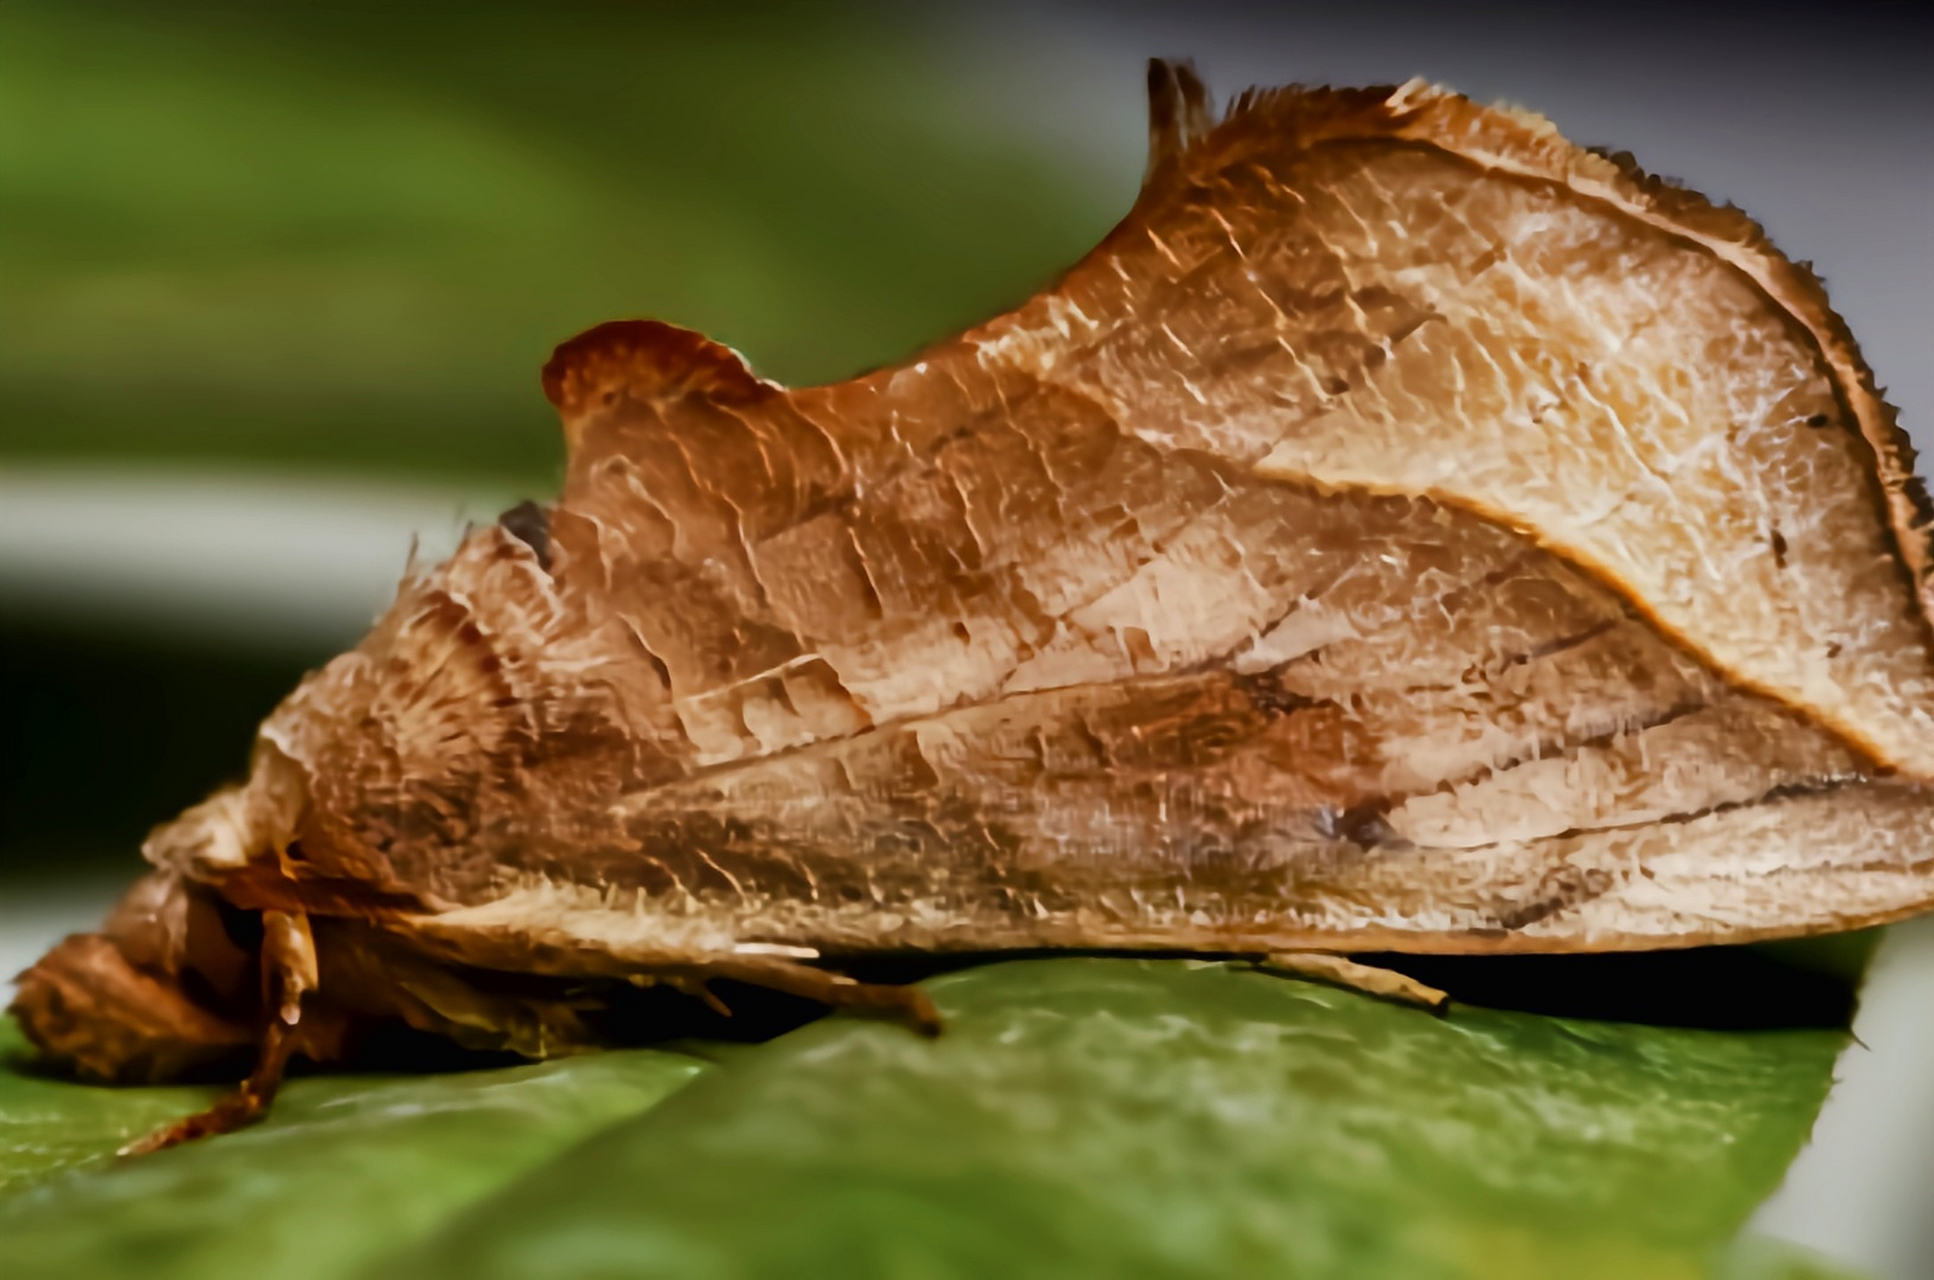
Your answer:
120;910;324;1156
687;956;944;1037
1256;952;1450;1013
117;1013;301;1156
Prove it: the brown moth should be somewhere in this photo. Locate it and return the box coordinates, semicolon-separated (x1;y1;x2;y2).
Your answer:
15;61;1934;1151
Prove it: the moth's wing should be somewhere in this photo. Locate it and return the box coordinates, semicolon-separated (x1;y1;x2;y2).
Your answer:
537;67;1934;771
957;66;1934;777
155;68;1934;971
397;486;1931;964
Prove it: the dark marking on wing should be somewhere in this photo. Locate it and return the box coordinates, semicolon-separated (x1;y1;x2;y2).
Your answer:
497;501;553;570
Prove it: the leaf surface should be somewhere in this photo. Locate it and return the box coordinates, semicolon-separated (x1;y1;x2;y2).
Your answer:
0;961;1862;1277
387;961;1842;1279
0;1020;703;1279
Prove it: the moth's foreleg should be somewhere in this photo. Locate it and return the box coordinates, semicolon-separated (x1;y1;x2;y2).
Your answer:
117;1015;300;1155
692;956;943;1037
1256;952;1450;1013
119;910;324;1156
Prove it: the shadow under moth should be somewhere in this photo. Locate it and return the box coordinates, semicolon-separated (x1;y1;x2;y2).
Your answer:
16;62;1934;1152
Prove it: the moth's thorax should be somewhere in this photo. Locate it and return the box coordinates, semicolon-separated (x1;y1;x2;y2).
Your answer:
143;740;308;885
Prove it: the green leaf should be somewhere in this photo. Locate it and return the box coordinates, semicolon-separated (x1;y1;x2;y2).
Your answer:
0;961;1853;1278
0;1018;223;1194
0;1019;703;1280
374;960;1843;1280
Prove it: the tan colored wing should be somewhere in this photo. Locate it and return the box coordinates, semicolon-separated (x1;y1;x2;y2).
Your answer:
133;63;1934;971
982;66;1934;776
395;485;1926;968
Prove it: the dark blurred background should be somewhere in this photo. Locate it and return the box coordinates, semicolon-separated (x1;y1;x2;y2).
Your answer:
2;1;1929;1272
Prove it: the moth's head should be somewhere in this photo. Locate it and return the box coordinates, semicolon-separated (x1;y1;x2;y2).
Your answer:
8;666;345;1081
8;869;258;1082
15;521;571;1082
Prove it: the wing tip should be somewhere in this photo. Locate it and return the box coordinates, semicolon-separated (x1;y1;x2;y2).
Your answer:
1140;63;1413;191
1144;58;1214;179
1137;64;1933;618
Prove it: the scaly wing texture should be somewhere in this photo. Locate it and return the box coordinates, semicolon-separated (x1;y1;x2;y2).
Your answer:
121;67;1934;975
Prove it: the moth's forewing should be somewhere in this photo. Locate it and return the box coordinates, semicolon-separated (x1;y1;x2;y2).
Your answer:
399;486;1916;968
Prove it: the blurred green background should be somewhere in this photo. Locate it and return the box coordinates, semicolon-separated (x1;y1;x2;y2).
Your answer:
1;0;1111;479
0;0;1120;878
